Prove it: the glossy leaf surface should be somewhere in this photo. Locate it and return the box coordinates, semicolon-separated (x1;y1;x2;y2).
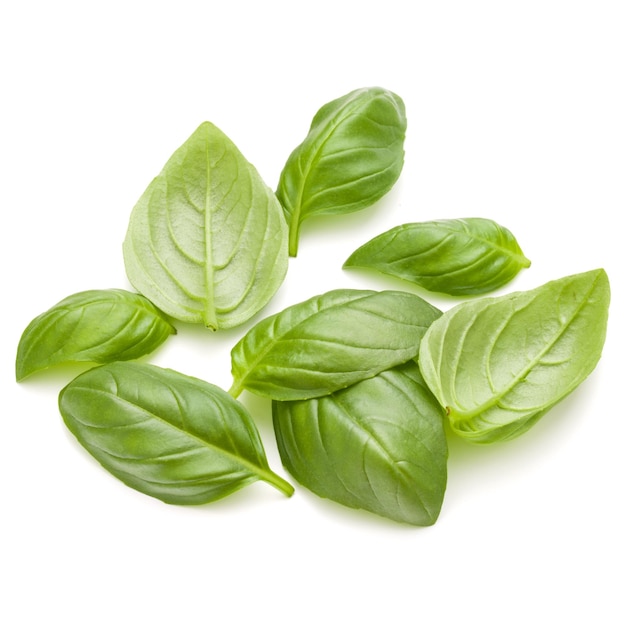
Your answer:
59;362;293;503
16;289;175;381
273;361;448;526
276;87;406;256
123;121;288;330
344;218;531;295
418;269;610;443
230;289;441;400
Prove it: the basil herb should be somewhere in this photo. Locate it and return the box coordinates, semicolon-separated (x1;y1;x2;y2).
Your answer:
229;289;441;401
344;217;531;295
16;289;175;381
16;92;611;525
277;87;407;256
418;269;610;443
59;362;294;504
123;121;288;331
273;361;448;526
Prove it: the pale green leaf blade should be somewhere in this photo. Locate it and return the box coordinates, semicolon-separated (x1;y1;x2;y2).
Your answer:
418;269;610;443
58;362;293;503
230;289;441;400
276;87;407;256
15;289;176;381
273;361;448;526
123;122;288;330
344;218;531;295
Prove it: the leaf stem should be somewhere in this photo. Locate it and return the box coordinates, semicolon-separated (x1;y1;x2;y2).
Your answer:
263;470;295;497
288;221;300;257
228;380;243;398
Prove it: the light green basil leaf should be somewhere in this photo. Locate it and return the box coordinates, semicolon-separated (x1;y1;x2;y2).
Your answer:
58;362;294;504
344;218;531;295
276;87;407;256
123;121;288;331
273;361;448;526
230;289;441;401
16;289;175;381
418;269;610;443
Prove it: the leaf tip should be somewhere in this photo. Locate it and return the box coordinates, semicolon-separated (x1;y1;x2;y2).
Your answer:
14;356;32;382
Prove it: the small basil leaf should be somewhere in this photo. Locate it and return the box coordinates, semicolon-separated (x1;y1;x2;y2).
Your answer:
15;289;175;381
123;121;288;330
344;218;531;295
273;361;448;526
230;289;441;400
277;87;407;256
58;362;294;503
418;269;610;443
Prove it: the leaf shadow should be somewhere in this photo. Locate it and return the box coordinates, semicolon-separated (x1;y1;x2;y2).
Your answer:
294;180;405;257
442;372;602;511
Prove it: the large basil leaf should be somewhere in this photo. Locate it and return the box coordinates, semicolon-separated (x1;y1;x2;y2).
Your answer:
230;289;441;400
344;218;531;295
58;362;294;503
276;87;407;256
418;269;610;443
16;289;175;381
123;122;288;330
273;361;448;526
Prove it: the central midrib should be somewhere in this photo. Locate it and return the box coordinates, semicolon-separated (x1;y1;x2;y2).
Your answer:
203;132;218;330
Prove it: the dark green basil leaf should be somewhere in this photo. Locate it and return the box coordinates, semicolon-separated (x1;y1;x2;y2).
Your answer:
276;87;407;256
59;362;294;503
344;218;531;295
418;269;610;443
230;289;441;400
123;121;288;330
273;361;447;526
15;289;175;381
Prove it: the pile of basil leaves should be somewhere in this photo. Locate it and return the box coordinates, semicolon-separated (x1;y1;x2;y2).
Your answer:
16;87;610;527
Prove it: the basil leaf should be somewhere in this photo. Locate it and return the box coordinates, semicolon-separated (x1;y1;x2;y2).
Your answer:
344;218;531;295
15;289;175;381
276;87;407;256
418;269;610;443
273;361;447;526
230;289;441;400
58;362;294;503
123;121;288;331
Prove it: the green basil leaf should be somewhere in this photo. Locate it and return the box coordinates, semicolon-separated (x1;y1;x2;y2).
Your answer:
276;87;407;256
58;362;294;504
15;289;175;381
418;269;610;443
123;121;288;331
344;217;531;295
273;361;447;526
230;289;441;400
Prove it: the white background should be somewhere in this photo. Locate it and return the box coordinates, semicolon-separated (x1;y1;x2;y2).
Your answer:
2;2;624;624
